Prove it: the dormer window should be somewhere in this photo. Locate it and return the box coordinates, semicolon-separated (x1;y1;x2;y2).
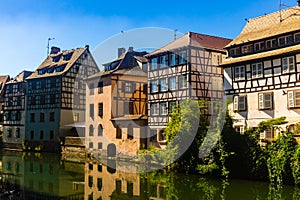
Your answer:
266;39;277;49
63;52;73;61
55;64;66;72
52;55;61;62
278;35;293;46
254;42;265;52
229;47;241;57
241;44;253;54
38;68;47;75
295;33;300;43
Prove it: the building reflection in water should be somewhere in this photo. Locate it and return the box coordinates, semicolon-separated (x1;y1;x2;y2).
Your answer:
0;151;167;200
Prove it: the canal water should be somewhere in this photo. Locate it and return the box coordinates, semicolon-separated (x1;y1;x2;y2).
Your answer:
0;150;298;200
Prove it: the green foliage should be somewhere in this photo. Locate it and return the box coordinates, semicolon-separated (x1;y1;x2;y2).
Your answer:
291;145;300;185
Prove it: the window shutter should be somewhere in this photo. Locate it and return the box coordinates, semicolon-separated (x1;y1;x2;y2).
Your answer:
288;91;295;108
282;57;288;73
258;93;264;109
122;82;125;92
264;93;272;109
289;57;295;71
233;96;238;111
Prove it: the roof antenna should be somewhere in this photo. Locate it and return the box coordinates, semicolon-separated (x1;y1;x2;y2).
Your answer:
174;29;178;40
279;0;283;22
47;37;55;55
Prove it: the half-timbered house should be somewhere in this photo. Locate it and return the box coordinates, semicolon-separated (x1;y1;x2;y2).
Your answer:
25;46;99;152
85;48;148;156
146;32;231;147
222;5;300;143
0;75;10;133
2;71;33;149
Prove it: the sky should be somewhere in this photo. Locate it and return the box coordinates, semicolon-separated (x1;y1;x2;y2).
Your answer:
0;0;299;77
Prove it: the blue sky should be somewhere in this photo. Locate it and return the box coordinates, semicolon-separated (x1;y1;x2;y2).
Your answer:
0;0;298;77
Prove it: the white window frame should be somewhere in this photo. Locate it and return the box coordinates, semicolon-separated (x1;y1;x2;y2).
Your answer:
287;90;300;108
234;66;245;81
258;93;273;110
241;44;252;54
229;47;240;57
278;35;293;46
160;78;167;92
169;77;177;90
260;128;273;140
254;41;265;51
150;80;158;93
160;102;167;115
251;62;263;78
282;56;295;73
266;39;276;49
233;96;247;111
178;75;187;89
151;103;159;116
160;55;167;68
150;58;158;70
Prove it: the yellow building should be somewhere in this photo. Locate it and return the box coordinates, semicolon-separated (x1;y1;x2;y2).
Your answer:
85;48;149;157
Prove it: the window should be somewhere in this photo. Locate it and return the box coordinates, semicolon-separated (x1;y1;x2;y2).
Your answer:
40;113;45;122
150;103;159;115
179;75;187;89
124;101;134;115
169;53;176;66
127;182;134;196
50;130;54;140
287;90;300;108
254;41;265;51
89;142;93;149
30;131;34;140
150;58;158;70
160;55;167;68
258;93;273;110
73;113;79;122
30;113;35;122
16;128;20;138
98;103;103;117
97;178;103;191
251;62;263;78
98;142;102;150
7;129;12;138
116;180;122;194
278;35;293;46
150;80;158;93
233;96;247;111
88;176;93;188
49;112;55;122
266;39;277;49
169;101;176;113
179;51;187;64
169;77;176;90
295;33;300;43
241;44;253;54
89;125;94;136
160;79;167;92
116;127;122;139
234;66;245;81
229;47;241;57
127;124;133;140
98;81;103;93
124;82;133;93
282;56;295;73
40;131;44;140
89;83;94;95
160;102;167;115
90;104;94;118
63;52;73;61
260;129;273;140
98;125;103;136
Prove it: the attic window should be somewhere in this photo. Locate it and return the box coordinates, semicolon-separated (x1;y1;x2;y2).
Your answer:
38;68;47;75
63;52;73;61
55;64;67;72
52;55;61;62
278;35;293;46
47;67;55;73
295;33;300;43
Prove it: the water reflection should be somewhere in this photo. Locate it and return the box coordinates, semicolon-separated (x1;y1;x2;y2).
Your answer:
0;151;298;200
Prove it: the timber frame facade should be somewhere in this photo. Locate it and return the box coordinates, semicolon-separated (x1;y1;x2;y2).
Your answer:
24;46;99;152
85;49;149;156
2;71;33;149
222;6;300;143
146;32;231;147
0;75;10;133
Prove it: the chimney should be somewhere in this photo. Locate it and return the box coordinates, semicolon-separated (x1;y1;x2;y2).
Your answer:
118;48;126;57
85;44;89;50
50;46;60;54
128;46;134;52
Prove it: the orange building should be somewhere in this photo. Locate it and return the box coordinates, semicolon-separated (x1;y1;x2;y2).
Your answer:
85;48;149;157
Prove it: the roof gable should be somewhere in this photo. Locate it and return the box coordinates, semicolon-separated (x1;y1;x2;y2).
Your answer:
227;6;300;47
